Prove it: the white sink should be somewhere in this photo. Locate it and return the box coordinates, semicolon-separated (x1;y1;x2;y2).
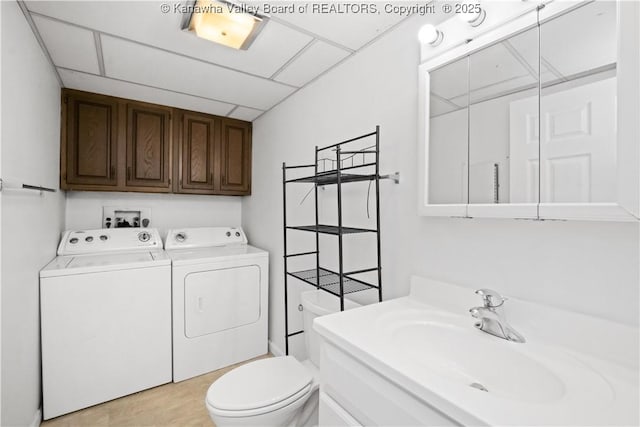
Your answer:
314;276;639;426
379;309;612;404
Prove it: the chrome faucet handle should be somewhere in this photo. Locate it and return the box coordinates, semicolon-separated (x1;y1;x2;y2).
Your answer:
475;288;507;308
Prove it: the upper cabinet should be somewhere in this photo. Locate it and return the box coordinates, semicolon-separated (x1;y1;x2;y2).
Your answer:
60;89;252;196
125;102;172;191
418;0;640;221
62;91;119;188
177;111;217;194
219;119;252;194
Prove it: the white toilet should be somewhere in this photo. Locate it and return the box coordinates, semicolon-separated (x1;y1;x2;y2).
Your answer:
205;290;359;426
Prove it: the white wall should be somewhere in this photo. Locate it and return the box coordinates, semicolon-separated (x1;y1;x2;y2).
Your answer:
0;2;4;421
65;192;242;238
242;13;639;358
1;2;65;425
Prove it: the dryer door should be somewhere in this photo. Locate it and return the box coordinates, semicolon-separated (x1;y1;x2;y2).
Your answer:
184;265;261;338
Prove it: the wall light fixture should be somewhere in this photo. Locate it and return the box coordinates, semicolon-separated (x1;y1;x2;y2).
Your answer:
418;24;444;46
459;2;487;27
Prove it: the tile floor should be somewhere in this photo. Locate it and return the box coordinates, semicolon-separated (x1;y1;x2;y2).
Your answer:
41;354;272;427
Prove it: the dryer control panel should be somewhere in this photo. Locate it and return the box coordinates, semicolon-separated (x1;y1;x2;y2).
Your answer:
57;228;162;256
164;227;247;250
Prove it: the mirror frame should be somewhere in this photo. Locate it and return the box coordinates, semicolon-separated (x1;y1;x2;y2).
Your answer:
418;0;639;221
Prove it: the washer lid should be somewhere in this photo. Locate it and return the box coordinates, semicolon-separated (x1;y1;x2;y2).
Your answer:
206;356;312;411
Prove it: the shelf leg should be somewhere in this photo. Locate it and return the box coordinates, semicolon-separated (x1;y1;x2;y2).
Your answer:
375;125;383;303
282;162;290;355
336;146;345;311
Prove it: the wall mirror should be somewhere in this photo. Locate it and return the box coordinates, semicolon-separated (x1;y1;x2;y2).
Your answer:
418;0;639;221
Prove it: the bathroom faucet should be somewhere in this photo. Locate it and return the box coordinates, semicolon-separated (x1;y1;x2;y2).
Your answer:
470;289;526;343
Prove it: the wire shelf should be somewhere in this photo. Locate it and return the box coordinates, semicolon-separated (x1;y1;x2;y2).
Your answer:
289;268;376;296
287;224;376;235
287;172;377;185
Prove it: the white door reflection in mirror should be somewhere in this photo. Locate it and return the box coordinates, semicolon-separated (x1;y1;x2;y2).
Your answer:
509;97;539;204
540;1;617;204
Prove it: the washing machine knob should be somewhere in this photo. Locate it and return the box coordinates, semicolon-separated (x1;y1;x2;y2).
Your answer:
175;232;186;242
235;231;241;237
138;231;151;243
226;231;231;237
69;237;79;244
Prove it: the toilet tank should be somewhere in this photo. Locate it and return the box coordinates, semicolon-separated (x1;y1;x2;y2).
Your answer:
300;290;360;366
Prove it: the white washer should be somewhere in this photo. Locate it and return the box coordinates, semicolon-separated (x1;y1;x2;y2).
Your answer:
165;227;268;382
39;228;172;420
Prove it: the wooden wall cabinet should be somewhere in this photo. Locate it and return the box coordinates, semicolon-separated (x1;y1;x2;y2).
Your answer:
60;89;252;196
173;111;252;195
62;91;119;189
125;102;172;191
176;111;217;194
219;119;252;195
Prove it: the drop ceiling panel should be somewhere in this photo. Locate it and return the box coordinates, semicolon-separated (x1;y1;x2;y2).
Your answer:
271;4;406;50
430;57;468;103
229;106;264;121
430;97;459;117
469;42;534;93
59;68;235;116
31;14;99;74
100;35;295;110
540;0;616;79
274;41;350;87
25;1;313;77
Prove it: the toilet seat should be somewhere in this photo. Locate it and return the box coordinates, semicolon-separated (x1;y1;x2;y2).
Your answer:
206;356;312;417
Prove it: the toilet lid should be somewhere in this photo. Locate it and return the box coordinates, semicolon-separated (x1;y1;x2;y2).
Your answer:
206;356;313;411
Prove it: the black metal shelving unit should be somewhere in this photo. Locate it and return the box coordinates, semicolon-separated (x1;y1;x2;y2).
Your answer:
282;126;398;355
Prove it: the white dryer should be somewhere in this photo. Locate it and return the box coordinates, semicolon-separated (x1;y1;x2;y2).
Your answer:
39;228;172;420
165;227;268;382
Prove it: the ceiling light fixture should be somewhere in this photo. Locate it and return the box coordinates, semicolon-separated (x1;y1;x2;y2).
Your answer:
180;0;268;50
418;24;444;46
458;2;487;27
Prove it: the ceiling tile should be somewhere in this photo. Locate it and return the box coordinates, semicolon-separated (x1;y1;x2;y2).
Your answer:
274;41;350;87
228;106;264;121
25;1;314;78
31;14;99;74
59;68;235;116
539;0;616;79
271;3;406;50
100;35;295;110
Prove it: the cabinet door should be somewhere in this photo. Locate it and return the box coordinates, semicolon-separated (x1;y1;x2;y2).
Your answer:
63;92;118;188
178;112;217;193
126;103;171;191
219;119;252;195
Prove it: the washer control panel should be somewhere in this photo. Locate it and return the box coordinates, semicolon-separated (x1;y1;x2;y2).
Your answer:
164;227;247;250
58;228;162;256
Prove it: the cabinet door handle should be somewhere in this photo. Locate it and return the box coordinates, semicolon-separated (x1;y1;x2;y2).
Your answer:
127;166;131;180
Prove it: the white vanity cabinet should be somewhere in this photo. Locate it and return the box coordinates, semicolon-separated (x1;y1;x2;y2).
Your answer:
418;0;640;221
319;342;464;426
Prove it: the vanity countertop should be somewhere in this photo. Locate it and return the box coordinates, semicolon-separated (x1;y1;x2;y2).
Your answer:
314;276;639;426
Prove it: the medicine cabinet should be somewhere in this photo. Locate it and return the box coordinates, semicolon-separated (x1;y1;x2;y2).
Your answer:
418;0;639;221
